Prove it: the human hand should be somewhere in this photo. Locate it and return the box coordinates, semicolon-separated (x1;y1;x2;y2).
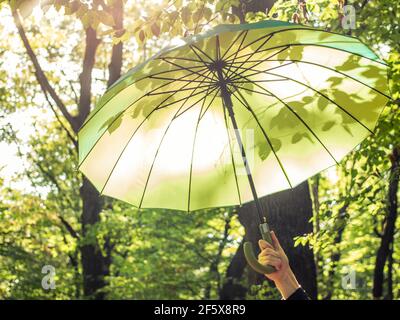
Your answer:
258;231;300;299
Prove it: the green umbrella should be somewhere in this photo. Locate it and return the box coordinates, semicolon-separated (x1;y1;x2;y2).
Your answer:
78;20;389;274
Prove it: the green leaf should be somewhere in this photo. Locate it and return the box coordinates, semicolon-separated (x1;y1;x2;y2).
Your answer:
291;132;303;144
203;7;212;21
138;29;145;42
270;138;282;151
258;142;271;160
192;8;203;24
81;13;91;29
151;23;160;37
64;1;79;15
322;121;336;131
161;21;170;33
97;10;115;27
181;6;191;25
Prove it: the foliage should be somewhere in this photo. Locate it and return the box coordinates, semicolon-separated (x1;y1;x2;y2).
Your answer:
278;0;400;300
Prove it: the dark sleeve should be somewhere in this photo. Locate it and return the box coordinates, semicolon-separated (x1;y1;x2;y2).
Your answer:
285;287;310;300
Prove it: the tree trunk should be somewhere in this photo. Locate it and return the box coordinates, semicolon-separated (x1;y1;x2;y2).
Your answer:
204;213;232;299
13;0;124;300
311;176;320;273
219;241;247;299
79;177;110;299
221;181;317;299
373;146;399;299
107;0;124;88
323;203;349;300
77;1;123;299
387;243;394;300
76;27;101;128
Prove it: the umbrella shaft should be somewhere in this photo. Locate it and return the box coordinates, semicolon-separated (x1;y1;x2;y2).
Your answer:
217;71;266;225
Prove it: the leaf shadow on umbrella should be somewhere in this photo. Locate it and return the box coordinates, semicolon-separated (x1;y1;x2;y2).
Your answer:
79;25;390;210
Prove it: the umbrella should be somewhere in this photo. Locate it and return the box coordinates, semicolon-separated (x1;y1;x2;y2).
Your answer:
78;20;390;274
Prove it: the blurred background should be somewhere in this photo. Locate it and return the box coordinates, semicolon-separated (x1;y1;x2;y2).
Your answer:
0;0;399;299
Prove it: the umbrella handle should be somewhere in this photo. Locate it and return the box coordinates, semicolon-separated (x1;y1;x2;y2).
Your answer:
243;223;277;275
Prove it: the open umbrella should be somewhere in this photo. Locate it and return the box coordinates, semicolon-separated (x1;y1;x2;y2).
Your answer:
78;20;390;274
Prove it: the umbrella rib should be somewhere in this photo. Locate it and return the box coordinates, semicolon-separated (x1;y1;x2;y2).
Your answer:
227;83;293;189
226;45;289;80
227;45;291;66
241;65;375;135
229;59;391;99
98;84;214;195
79;72;212;172
188;45;216;81
188;46;220;85
268;71;375;135
189;44;215;63
221;94;243;205
154;85;216;111
234;79;288;84
160;58;215;81
224;30;249;78
227;48;292;81
226;43;387;68
102;29;383;131
224;31;275;61
80;64;210;132
225;34;274;80
157;56;208;64
229;70;340;164
223;27;387;66
216;35;221;60
199;84;220;121
139;70;214;208
148;76;215;84
174;85;219;120
229;85;274;97
187;86;221;211
147;83;216;96
87;72;208;192
229;62;296;83
220;30;247;61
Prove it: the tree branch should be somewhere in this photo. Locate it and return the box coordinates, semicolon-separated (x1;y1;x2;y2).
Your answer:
12;10;78;132
60;69;80;105
75;27;101;129
373;146;400;299
107;0;124;88
43;89;78;149
59;214;80;239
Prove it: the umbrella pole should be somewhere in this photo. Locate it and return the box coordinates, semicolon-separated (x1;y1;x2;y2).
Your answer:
218;71;276;274
217;74;265;224
222;93;265;225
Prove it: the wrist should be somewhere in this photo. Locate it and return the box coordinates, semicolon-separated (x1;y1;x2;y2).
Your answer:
274;268;300;299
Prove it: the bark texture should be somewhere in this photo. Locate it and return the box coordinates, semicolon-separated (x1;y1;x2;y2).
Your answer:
373;146;399;299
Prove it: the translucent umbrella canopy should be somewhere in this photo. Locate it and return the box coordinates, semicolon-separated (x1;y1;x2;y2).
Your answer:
78;20;389;211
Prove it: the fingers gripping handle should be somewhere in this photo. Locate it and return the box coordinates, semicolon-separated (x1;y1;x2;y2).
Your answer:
243;223;276;274
244;242;276;274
